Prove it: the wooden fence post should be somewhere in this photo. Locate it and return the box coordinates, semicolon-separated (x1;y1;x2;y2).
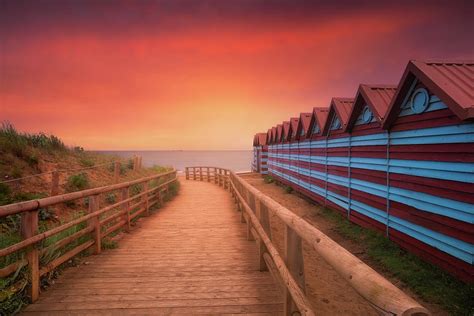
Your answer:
121;187;130;231
185;167;189;180
51;170;59;196
255;198;268;271
199;167;203;181
114;161;120;183
88;194;101;254
21;209;39;302
193;167;196;180
143;181;149;216
284;225;305;316
206;167;210;182
214;168;218;184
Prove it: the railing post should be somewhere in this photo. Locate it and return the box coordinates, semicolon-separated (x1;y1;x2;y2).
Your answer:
255;198;268;271
51;170;59;196
206;167;210;182
21;209;39;302
193;167;196;180
143;181;149;216
114;161;120;183
214;168;218;184
88;194;101;254
121;187;130;231
284;225;305;316
185;167;189;180
199;167;203;181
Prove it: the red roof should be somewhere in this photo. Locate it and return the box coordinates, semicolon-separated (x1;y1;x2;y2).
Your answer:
296;113;312;140
266;128;272;144
255;133;267;146
289;117;299;138
383;60;474;128
322;98;354;135
276;124;283;143
281;121;290;141
308;107;329;137
346;84;397;131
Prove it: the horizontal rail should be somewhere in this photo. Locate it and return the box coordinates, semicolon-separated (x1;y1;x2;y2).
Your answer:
186;166;430;316
0;169;178;303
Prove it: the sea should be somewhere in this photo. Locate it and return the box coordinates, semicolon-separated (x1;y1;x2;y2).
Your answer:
99;150;253;173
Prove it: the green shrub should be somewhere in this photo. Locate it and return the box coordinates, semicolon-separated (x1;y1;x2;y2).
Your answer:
284;185;293;194
0;183;12;205
263;175;274;184
127;159;134;170
79;157;95;167
130;184;142;196
101;239;118;250
105;192;116;204
66;173;89;192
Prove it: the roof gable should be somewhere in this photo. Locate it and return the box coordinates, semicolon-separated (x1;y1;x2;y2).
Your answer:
266;129;272;144
295;113;312;140
270;127;277;143
383;60;474;128
276;124;283;143
308;107;329;137
289;117;299;139
281;121;290;141
346;84;397;131
322;98;353;135
256;133;267;146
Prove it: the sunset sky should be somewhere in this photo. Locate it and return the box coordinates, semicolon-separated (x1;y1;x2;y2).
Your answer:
1;0;473;150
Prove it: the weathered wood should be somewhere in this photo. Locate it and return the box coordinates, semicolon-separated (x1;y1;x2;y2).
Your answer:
230;171;430;316
0;170;176;216
21;210;40;302
23;178;282;315
255;198;268;271
143;181;149;216
39;240;95;276
0;259;27;278
185;167;189;180
284;225;305;316
199;167;203;181
121;187;130;232
231;181;315;316
51;171;60;196
88;194;101;254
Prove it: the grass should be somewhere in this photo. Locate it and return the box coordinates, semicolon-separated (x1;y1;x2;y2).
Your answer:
320;207;474;315
65;173;89;192
0;121;67;159
263;175;274;184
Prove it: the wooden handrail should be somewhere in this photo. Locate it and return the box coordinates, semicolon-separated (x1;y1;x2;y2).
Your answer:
185;166;430;316
0;169;178;302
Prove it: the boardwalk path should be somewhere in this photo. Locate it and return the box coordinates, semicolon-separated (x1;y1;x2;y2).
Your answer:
22;178;283;315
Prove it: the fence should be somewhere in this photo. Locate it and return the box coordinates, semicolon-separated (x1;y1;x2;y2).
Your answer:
0;169;177;302
186;166;429;316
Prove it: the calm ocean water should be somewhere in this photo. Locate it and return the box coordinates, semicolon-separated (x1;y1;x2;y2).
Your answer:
99;151;253;173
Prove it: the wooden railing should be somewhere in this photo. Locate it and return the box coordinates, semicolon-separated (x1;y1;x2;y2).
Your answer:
186;166;430;316
0;169;177;302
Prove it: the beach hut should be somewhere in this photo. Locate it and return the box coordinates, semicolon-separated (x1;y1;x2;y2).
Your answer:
255;133;268;174
279;121;291;184
288;117;300;186
381;60;474;281
268;126;278;177
321;98;354;214
343;84;397;232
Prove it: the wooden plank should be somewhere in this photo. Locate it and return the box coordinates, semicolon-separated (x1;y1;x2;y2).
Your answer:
23;178;282;315
21;209;39;302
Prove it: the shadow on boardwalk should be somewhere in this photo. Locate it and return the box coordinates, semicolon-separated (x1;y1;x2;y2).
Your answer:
22;179;283;315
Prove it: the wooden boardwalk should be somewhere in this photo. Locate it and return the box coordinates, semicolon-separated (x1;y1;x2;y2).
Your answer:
22;178;283;315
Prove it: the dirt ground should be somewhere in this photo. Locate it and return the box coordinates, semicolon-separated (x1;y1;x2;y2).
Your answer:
240;173;447;316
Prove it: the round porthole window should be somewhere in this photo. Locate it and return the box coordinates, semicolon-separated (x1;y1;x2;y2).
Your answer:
362;105;373;123
410;88;430;114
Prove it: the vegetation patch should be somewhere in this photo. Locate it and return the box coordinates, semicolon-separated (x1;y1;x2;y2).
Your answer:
66;173;89;192
263;175;274;184
320;207;474;315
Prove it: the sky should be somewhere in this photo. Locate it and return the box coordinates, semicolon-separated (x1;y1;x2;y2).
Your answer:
1;0;473;150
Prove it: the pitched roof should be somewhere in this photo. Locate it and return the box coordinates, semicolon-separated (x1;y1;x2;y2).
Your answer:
296;113;312;140
308;107;329;137
383;60;474;128
289;117;299;138
281;121;290;141
276;124;283;143
266;128;272;144
346;84;397;131
255;133;267;146
322;98;354;135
